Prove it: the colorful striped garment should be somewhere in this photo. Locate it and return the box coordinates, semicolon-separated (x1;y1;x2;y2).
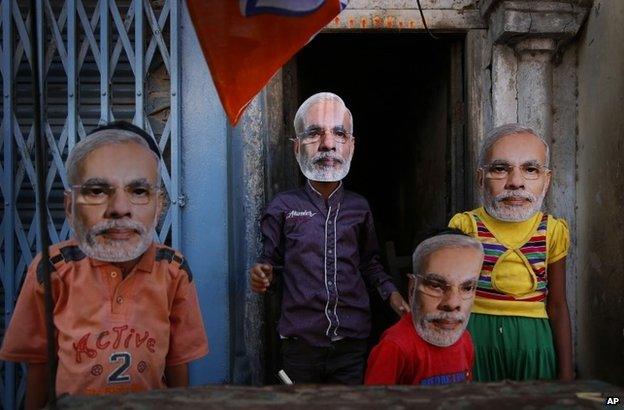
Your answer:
473;212;549;303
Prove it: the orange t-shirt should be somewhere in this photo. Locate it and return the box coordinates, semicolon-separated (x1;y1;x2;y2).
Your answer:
0;239;209;396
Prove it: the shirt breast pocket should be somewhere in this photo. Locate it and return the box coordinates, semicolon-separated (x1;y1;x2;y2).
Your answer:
284;217;313;237
335;218;359;247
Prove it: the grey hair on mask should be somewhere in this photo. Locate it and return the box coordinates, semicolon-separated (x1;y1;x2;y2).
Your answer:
478;123;550;168
411;234;484;282
293;92;353;135
66;129;161;185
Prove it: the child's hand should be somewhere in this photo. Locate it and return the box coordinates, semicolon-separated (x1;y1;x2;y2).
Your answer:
250;263;274;293
389;291;410;316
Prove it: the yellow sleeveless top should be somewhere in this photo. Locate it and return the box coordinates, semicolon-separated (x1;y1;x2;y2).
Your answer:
449;207;569;318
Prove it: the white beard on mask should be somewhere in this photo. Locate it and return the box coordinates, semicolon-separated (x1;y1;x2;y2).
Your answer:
296;149;353;182
482;186;546;222
412;309;468;347
71;212;156;262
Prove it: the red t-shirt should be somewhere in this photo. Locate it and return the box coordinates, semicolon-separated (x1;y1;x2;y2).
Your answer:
365;313;473;385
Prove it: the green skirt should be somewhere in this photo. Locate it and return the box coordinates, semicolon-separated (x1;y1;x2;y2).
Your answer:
467;313;556;382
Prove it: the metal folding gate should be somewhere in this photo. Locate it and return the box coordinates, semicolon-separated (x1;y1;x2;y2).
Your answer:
0;0;182;407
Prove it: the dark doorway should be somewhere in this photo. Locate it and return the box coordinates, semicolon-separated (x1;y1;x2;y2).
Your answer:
294;32;466;282
265;33;467;382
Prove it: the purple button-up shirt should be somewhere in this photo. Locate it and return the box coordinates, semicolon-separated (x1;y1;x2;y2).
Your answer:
260;181;397;347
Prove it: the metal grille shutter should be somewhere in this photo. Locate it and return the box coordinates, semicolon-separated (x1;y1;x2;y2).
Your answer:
0;0;182;407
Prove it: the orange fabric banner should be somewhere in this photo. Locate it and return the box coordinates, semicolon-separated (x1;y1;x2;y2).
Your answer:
186;0;343;125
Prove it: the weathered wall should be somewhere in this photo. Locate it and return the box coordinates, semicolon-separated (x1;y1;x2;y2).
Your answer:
478;0;587;356
326;0;484;30
577;0;624;385
551;43;579;354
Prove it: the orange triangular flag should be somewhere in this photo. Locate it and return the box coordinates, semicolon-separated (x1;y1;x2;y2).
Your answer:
186;0;345;125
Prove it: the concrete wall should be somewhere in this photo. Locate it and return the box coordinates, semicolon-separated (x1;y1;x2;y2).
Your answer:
577;0;624;385
551;43;580;357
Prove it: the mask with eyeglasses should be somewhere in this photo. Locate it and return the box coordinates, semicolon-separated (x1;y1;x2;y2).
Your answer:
481;161;550;180
68;182;160;205
295;126;353;145
413;273;478;300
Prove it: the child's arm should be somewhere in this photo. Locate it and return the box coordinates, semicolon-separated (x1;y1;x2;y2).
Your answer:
546;258;574;381
25;362;48;410
165;363;189;388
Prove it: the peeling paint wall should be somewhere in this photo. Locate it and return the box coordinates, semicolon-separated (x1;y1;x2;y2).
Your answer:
326;0;484;30
230;92;268;385
577;0;624;385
